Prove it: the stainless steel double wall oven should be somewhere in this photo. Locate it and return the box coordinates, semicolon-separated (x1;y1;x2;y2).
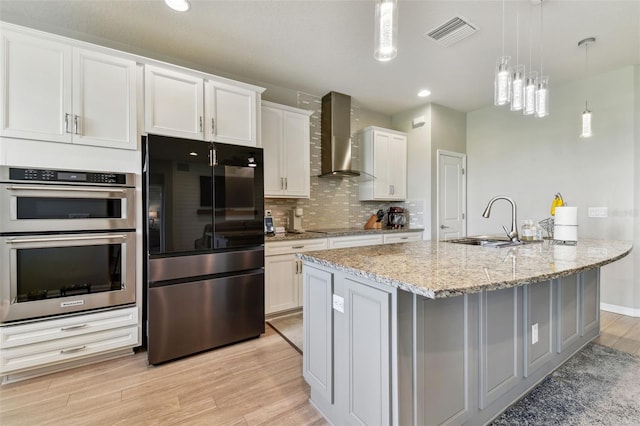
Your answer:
0;166;137;323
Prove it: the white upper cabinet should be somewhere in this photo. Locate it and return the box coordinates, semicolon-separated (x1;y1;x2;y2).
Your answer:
144;65;204;140
262;101;312;198
359;126;407;201
1;29;137;150
144;65;262;147
205;80;257;147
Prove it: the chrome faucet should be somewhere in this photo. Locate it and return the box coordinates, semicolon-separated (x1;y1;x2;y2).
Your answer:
482;196;520;243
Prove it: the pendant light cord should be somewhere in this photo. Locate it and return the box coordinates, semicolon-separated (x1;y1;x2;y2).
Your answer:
516;1;520;65
501;0;505;57
528;1;533;72
539;0;544;77
584;41;589;109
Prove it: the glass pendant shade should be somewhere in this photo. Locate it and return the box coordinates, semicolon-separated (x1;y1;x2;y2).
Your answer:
535;76;549;118
523;71;537;115
374;0;398;62
510;65;525;111
494;56;511;106
581;109;592;138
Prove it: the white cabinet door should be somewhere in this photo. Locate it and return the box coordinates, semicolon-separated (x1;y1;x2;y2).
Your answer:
359;126;407;201
265;254;301;314
261;101;311;198
205;81;257;146
1;30;72;143
388;133;407;199
73;49;137;149
282;110;310;197
261;106;284;195
144;65;204;140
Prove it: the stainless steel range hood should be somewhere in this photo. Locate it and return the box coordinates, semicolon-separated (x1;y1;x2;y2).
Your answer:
319;91;360;177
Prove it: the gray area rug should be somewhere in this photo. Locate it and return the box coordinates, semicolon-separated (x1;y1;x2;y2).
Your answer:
492;343;640;425
266;312;303;354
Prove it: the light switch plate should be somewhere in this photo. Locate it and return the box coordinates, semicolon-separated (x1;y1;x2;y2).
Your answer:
332;294;344;313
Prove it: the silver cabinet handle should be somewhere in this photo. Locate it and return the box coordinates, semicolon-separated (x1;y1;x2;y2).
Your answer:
400;236;408;240
285;177;288;190
440;224;450;229
211;118;215;134
61;323;88;331
199;116;203;133
60;345;87;354
292;245;304;249
73;115;79;135
281;177;284;190
6;234;128;244
5;185;126;194
64;113;71;133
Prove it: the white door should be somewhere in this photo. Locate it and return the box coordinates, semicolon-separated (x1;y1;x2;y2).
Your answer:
73;49;137;149
437;150;466;241
206;81;256;146
1;30;72;143
144;65;204;140
282;110;310;197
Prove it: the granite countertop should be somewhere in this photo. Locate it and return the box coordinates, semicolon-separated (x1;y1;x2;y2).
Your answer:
299;239;632;299
265;227;423;242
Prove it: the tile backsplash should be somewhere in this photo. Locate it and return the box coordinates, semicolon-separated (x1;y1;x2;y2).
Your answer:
264;92;423;231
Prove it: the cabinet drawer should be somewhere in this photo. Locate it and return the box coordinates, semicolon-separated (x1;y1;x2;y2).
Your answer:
265;239;328;256
0;325;138;374
0;307;138;349
383;232;422;244
328;235;384;249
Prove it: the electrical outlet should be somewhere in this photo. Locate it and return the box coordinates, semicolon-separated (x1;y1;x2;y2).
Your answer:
532;323;539;344
587;207;608;218
332;294;344;313
264;209;272;217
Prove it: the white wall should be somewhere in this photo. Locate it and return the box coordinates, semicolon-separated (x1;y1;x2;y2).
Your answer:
467;65;639;315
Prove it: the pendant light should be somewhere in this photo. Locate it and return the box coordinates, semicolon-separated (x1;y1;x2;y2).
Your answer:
534;0;548;118
579;37;595;138
523;1;537;115
494;0;511;106
374;0;398;62
510;2;524;111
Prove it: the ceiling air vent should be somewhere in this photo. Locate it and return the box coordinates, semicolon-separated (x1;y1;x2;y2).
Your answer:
424;16;478;47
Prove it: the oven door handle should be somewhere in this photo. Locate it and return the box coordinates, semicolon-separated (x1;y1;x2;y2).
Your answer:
5;234;129;244
4;185;127;194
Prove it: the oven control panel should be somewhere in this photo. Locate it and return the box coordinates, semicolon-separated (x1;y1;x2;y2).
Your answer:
6;167;131;185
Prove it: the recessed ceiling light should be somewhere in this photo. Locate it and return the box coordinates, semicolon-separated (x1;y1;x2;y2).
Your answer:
189;152;198;156
418;89;431;97
165;0;190;12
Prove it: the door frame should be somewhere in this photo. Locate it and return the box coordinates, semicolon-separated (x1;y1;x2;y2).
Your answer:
436;149;467;241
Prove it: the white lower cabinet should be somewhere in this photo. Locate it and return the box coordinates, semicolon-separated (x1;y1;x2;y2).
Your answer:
0;306;138;377
265;232;421;316
265;239;328;315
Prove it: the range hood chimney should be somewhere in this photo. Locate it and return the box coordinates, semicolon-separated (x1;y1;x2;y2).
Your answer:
319;92;360;177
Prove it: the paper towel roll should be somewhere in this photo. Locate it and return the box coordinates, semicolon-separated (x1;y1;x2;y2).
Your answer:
554;206;578;225
554;224;578;241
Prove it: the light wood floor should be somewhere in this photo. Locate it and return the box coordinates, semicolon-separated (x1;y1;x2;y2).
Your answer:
594;310;640;356
0;312;638;426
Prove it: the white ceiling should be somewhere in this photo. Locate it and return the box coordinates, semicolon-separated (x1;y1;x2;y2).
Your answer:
1;0;639;115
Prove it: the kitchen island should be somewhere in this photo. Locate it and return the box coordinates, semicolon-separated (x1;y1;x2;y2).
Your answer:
299;239;632;426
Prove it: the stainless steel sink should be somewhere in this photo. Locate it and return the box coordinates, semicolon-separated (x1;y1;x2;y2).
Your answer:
445;236;543;248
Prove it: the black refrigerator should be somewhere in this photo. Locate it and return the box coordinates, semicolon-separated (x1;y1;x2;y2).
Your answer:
143;134;265;365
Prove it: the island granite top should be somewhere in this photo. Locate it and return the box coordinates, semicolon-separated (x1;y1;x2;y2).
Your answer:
299;239;632;299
